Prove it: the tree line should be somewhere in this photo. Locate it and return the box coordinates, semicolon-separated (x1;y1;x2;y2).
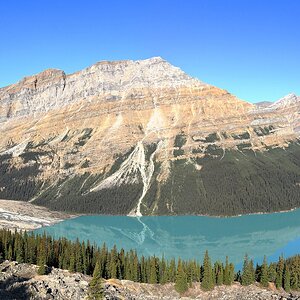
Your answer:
0;229;299;296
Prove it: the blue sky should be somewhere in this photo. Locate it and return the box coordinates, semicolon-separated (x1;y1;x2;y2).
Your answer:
0;0;299;103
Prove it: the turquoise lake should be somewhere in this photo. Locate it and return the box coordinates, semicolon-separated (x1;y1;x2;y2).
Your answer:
35;209;300;266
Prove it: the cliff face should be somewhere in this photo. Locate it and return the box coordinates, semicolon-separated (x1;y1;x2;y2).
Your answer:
1;57;300;216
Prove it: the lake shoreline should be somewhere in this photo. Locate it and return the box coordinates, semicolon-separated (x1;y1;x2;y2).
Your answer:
59;206;299;219
0;198;298;231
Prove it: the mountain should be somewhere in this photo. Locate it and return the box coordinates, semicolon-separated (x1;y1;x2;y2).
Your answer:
1;57;300;216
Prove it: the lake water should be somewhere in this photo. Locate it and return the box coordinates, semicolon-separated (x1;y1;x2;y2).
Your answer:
35;209;300;266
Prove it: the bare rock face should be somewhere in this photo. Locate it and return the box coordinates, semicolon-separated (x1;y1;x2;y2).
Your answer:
269;93;300;110
104;279;300;300
0;58;300;216
0;57;206;122
1;261;299;300
0;261;89;299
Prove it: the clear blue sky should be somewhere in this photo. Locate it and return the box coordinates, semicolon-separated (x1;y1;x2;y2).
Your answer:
1;0;299;103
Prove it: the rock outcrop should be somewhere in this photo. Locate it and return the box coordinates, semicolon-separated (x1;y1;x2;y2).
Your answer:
0;261;89;299
1;261;299;300
0;57;300;216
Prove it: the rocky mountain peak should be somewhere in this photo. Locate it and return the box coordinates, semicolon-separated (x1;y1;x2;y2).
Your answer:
76;56;205;89
0;57;209;122
270;93;299;109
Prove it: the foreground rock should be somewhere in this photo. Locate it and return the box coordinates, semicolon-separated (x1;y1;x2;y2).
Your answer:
104;279;300;300
0;261;89;299
1;261;300;300
0;199;73;231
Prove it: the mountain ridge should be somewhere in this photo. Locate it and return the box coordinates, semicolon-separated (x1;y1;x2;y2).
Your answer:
0;58;300;216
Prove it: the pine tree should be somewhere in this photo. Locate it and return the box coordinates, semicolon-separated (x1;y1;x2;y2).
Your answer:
69;250;76;273
131;251;139;282
260;256;269;287
186;260;197;286
88;262;103;300
140;256;147;283
15;235;24;263
159;256;168;284
108;246;118;279
283;264;291;292
255;263;261;282
289;256;300;290
7;244;13;261
229;263;235;284
201;250;214;291
37;237;47;275
249;260;255;283
37;264;47;275
223;257;235;286
214;261;223;286
168;258;176;282
175;259;188;294
275;256;284;289
268;262;277;283
223;256;230;285
149;257;158;284
241;255;255;286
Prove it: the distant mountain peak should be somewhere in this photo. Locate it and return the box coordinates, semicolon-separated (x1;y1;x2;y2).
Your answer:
270;93;299;109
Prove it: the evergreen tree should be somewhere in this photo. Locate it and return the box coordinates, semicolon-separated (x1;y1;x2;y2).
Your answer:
241;255;255;286
214;261;224;286
131;251;140;282
108;246;118;278
223;257;235;286
37;264;47;275
15;235;24;263
229;263;235;284
168;258;176;282
275;256;284;289
283;264;291;292
268;262;277;283
37;236;47;275
159;256;168;284
149;257;158;284
255;263;261;282
7;244;13;261
223;256;231;285
88;262;103;300
260;256;269;287
290;256;300;290
69;250;76;273
201;250;214;291
140;256;147;283
175;259;188;294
